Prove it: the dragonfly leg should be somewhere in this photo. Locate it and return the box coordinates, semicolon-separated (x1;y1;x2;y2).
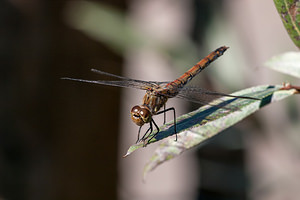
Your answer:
136;126;143;143
156;107;177;141
140;122;153;142
144;119;160;145
143;107;177;146
163;104;166;124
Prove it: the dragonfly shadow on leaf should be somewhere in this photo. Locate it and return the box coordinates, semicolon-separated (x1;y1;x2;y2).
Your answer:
259;85;275;108
146;85;292;145
146;98;238;143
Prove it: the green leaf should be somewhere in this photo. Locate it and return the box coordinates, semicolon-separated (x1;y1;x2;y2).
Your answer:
265;52;300;78
65;1;144;54
141;85;296;178
64;1;198;62
122;85;297;177
273;0;300;48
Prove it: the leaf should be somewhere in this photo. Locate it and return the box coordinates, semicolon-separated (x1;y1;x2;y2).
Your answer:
273;0;300;48
141;85;296;178
64;1;199;63
265;52;300;78
64;1;144;54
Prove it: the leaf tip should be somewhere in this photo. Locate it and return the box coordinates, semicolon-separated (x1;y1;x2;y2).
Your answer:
123;143;144;157
122;152;129;158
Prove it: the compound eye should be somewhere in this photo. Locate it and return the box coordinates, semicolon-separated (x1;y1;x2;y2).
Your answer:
140;108;150;120
131;105;140;115
130;105;144;126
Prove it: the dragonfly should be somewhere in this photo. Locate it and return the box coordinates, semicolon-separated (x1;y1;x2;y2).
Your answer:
62;46;259;146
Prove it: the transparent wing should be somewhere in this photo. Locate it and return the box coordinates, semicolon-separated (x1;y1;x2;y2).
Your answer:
62;69;259;107
175;86;259;108
62;69;166;90
91;69;168;85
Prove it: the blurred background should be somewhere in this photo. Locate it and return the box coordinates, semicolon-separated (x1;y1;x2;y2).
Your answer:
1;0;299;200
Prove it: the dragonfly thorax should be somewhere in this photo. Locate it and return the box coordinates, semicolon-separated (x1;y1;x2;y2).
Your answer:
142;91;168;114
130;105;152;126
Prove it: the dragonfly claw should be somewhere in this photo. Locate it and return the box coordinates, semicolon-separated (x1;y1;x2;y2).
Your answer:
142;139;148;147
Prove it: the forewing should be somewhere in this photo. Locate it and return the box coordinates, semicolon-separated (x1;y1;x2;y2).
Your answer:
61;77;158;90
62;69;166;90
91;69;167;85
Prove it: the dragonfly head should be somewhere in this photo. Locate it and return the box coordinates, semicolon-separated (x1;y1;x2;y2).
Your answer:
130;105;151;126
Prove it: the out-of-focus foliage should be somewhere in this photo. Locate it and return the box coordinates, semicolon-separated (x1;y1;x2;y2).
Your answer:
64;1;198;63
65;1;142;54
265;52;300;78
273;0;300;48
